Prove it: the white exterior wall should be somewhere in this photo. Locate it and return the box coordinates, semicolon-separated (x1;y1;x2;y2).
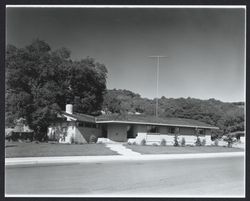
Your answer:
59;124;76;143
179;135;196;145
133;132;147;144
240;136;245;143
130;130;213;146
146;134;175;145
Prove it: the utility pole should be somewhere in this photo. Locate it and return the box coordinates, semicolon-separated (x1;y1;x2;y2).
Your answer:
148;56;167;118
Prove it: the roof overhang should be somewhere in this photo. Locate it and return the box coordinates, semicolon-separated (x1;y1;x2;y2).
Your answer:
95;120;219;130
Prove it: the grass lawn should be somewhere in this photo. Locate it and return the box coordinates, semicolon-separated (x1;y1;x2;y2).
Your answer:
5;141;118;158
124;144;244;155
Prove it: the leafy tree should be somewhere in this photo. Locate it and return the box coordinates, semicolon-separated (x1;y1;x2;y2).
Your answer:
173;134;179;146
6;39;108;140
181;137;186;146
195;137;202;146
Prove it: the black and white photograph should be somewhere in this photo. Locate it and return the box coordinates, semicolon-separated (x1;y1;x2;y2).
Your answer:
5;5;246;197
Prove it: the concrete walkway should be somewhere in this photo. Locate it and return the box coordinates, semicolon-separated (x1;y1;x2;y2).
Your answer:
5;152;244;166
105;143;141;156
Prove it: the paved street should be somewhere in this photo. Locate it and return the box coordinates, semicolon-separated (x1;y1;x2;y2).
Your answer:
5;156;244;197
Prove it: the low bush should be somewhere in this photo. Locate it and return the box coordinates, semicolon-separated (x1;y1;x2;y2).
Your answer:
140;139;146;146
195;137;202;146
214;139;219;146
70;136;75;144
160;138;167;146
223;135;237;148
173;135;179;146
133;141;137;145
127;141;132;145
201;139;206;146
152;143;158;146
89;135;97;143
181;137;186;146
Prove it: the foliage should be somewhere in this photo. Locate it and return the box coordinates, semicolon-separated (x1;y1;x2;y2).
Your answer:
214;139;219;146
132;141;137;145
173;134;179;146
140;138;146;146
201;139;206;146
6;39;108;140
89;135;98;144
181;137;186;146
195;137;202;146
102;90;244;135
160;138;167;146
222;135;237;148
70;136;75;144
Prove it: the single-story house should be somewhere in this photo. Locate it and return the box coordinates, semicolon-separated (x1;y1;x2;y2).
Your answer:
47;104;219;145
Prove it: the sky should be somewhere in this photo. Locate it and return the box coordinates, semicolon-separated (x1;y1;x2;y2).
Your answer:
6;6;245;102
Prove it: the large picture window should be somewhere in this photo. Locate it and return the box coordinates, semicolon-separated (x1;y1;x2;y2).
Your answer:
169;127;180;134
197;128;205;136
146;125;159;133
77;121;97;128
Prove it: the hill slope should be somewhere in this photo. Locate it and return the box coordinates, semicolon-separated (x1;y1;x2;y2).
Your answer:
102;89;244;134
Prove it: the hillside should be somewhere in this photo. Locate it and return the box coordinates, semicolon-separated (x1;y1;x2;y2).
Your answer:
102;89;244;135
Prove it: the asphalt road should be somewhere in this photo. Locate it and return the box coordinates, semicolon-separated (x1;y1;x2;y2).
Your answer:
5;156;244;197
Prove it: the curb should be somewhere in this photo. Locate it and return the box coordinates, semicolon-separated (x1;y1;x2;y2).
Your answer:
5;152;244;166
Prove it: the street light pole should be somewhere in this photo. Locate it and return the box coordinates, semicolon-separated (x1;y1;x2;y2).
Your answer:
148;56;167;118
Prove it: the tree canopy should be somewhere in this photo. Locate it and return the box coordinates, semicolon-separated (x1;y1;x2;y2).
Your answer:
6;39;108;140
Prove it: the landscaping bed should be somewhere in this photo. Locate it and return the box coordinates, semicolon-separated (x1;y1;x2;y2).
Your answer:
5;141;118;158
124;144;244;155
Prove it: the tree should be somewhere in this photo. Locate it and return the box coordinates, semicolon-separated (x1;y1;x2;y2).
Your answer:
6;39;108;140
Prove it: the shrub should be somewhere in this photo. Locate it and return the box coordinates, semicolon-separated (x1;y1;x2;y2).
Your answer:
173;134;179;146
127;141;132;145
181;137;186;146
133;141;137;145
160;138;167;146
152;143;158;146
201;139;206;146
89;135;97;143
140;139;146;146
223;135;237;148
214;139;219;146
195;137;202;146
70;136;75;144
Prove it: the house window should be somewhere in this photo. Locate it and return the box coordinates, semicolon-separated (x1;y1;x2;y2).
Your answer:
77;122;84;127
147;125;158;133
85;122;97;128
169;127;179;134
77;121;97;128
197;128;205;136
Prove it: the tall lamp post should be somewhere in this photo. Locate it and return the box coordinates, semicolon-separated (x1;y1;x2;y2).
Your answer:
148;56;167;118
